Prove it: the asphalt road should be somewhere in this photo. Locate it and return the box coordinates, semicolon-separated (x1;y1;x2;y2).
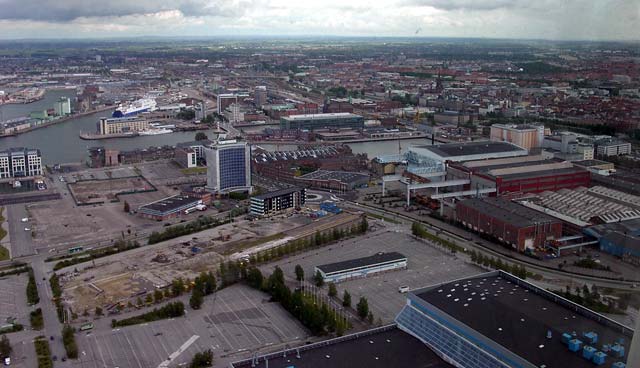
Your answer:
6;204;35;257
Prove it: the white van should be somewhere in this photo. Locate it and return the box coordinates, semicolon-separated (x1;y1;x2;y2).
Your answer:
4;357;10;366
398;286;410;293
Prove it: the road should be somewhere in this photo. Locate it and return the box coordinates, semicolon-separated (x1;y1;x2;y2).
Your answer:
343;200;640;292
6;205;35;257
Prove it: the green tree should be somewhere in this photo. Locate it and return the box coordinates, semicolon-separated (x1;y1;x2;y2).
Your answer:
314;270;324;287
190;289;204;310
342;290;351;307
328;283;337;297
172;278;185;296
0;336;11;358
154;289;164;303
123;201;130;213
189;349;214;367
195;132;208;141
295;264;305;281
356;297;369;319
145;294;153;304
95;306;103;316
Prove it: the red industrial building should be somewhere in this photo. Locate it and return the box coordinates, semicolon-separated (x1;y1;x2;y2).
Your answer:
456;197;563;252
447;155;591;197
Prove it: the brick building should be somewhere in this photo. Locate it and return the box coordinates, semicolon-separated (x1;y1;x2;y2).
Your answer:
456;197;563;252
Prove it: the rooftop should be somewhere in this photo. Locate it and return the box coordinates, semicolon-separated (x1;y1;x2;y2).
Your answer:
252;187;303;200
138;195;201;214
459;197;561;228
415;273;632;368
414;141;526;159
317;252;406;274
282;113;362;121
496;166;589;181
231;326;452;368
298;170;369;184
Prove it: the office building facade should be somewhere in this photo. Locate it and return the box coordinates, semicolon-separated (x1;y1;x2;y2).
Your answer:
205;140;252;193
280;113;364;130
98;117;150;135
249;187;306;216
0;147;43;178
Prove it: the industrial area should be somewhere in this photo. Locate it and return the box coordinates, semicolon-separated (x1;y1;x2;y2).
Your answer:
0;35;639;368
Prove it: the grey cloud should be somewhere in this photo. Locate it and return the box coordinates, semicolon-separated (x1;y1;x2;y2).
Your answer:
0;0;251;21
407;0;526;11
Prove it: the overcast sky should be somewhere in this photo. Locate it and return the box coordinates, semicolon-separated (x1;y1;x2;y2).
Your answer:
0;0;637;41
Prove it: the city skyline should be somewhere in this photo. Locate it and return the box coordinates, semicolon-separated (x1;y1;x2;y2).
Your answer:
0;0;638;41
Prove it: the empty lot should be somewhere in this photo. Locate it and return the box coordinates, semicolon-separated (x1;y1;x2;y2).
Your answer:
72;284;309;368
0;273;29;326
262;226;482;322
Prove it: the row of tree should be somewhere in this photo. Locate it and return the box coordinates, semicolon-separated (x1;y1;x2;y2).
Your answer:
190;272;217;310
411;222;462;253
295;265;375;323
26;267;39;305
49;274;65;323
148;216;230;244
111;301;185;327
468;250;528;279
247;266;349;336
62;324;78;359
53;240;140;271
250;218;369;265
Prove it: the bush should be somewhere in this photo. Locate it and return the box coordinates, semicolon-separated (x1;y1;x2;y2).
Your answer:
30;308;44;330
148;216;232;245
356;297;369;319
62;324;78;359
26;267;39;305
190;349;214;368
112;302;185;327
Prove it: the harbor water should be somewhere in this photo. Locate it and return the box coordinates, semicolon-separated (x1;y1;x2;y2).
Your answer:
0;90;431;165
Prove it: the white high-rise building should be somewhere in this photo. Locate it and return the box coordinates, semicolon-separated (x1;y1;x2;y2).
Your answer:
205;140;252;194
0;147;43;178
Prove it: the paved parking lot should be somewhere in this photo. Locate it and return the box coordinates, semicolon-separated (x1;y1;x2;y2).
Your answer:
263;228;483;322
72;284;309;368
0;273;29;326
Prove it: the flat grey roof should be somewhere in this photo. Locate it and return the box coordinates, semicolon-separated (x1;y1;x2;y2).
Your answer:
282;113;363;121
139;195;200;214
497;166;588;180
252;187;303;200
317;252;406;274
415;141;525;158
459;197;560;228
416;273;632;368
231;326;452;368
298;170;369;184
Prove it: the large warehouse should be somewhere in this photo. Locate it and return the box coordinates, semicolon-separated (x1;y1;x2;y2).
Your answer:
456;197;562;252
447;155;591;196
280;112;364;130
234;271;636;368
409;141;528;164
315;252;407;283
296;170;370;193
585;219;640;266
396;271;633;368
138;195;204;220
249;187;306;216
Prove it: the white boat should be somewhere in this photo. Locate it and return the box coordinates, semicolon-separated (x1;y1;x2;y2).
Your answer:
112;98;157;118
138;128;173;136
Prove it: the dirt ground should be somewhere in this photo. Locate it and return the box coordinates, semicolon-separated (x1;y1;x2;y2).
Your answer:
60;213;310;312
68;176;155;205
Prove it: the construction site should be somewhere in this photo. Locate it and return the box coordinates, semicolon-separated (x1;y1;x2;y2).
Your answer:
68;176;156;205
58;210;364;314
